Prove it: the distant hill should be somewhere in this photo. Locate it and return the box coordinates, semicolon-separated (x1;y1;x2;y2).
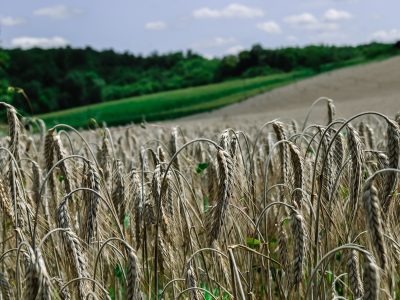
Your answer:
0;42;398;116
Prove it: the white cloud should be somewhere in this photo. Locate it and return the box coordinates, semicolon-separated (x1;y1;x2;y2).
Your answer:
33;5;83;19
371;29;400;42
193;3;264;19
10;36;69;49
312;32;348;43
226;45;244;55
286;35;298;42
209;37;237;47
284;13;318;26
192;37;237;49
323;9;352;21
203;53;215;60
145;21;167;30
257;21;281;34
309;22;339;31
284;12;338;31
0;16;25;26
371;14;382;21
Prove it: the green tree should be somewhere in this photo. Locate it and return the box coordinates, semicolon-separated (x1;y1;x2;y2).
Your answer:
215;55;239;80
60;71;105;108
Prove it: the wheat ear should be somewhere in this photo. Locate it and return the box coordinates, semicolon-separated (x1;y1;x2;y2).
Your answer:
53;277;71;300
289;142;304;207
57;199;89;299
185;262;201;300
207;149;234;244
382;120;400;212
23;248;51;300
0;271;13;300
112;159;126;225
347;249;364;298
44;129;58;198
85;160;101;243
272;122;289;202
53;134;73;194
327;99;335;125
6;105;21;164
347;125;364;219
362;254;380;300
362;182;387;269
0;177;14;221
277;223;289;272
290;209;306;288
126;249;142;300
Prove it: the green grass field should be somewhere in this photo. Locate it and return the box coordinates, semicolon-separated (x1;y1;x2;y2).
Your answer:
37;69;314;128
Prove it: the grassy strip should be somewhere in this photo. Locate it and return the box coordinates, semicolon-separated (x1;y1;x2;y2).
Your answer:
141;78;304;121
38;70;313;127
319;54;394;72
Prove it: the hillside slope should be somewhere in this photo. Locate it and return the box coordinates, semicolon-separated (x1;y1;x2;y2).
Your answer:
181;56;400;124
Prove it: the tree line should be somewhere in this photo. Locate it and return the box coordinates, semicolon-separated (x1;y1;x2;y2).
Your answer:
0;42;398;115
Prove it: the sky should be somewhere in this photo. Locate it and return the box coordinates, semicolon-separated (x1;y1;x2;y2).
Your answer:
0;0;399;57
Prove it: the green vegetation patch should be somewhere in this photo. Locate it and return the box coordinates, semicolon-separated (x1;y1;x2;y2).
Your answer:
37;70;312;128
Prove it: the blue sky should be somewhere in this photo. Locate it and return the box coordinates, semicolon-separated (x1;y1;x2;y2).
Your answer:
0;0;399;56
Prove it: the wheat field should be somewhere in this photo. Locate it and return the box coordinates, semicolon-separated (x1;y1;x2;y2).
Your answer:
0;99;399;299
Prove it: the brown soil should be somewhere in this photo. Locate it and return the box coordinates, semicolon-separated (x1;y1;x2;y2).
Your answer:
176;56;400;125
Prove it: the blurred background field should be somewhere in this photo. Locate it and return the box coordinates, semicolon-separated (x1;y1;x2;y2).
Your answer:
1;42;399;127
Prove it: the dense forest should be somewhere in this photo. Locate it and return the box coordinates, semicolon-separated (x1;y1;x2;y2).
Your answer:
0;42;399;115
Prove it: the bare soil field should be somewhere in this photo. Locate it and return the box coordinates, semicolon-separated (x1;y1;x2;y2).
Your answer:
180;56;400;125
